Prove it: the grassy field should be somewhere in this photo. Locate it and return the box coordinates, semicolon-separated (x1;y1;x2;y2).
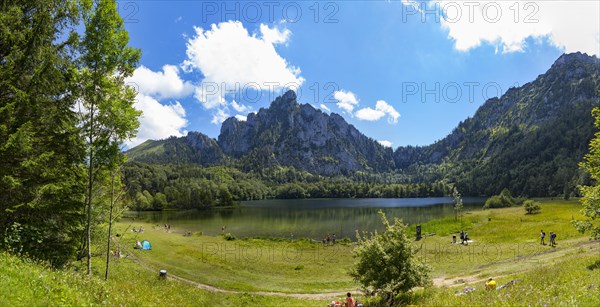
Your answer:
0;251;325;306
1;199;599;306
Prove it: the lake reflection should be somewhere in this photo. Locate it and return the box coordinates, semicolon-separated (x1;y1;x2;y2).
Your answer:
130;197;484;240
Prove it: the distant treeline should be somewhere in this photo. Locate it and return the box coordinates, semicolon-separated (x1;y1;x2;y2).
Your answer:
122;162;452;210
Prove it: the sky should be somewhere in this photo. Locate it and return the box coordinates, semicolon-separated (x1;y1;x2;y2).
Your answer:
121;0;600;149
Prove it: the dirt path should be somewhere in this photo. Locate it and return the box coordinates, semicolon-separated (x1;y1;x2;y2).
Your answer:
116;239;599;299
116;241;349;300
433;240;600;288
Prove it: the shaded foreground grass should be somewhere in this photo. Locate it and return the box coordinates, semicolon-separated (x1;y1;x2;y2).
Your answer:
0;251;324;306
1;199;599;306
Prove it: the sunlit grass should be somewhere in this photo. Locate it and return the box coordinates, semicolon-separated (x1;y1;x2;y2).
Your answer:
2;199;597;306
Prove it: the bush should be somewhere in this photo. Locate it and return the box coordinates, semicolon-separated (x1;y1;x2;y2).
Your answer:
483;195;511;209
483;189;518;209
524;200;541;214
350;210;431;303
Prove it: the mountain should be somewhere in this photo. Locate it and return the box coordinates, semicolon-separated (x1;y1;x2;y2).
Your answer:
126;131;225;165
218;90;395;175
394;52;600;196
128;90;395;175
126;52;600;197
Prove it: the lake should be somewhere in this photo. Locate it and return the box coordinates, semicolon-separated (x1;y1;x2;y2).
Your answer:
130;197;484;240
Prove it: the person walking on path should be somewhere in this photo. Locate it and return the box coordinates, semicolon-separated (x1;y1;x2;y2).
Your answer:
540;230;546;245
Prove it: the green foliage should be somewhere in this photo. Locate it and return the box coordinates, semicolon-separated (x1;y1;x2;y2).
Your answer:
483;189;517;209
122;162;452;209
76;0;141;274
0;0;86;267
350;211;431;302
523;199;541;214
453;186;463;221
574;107;600;240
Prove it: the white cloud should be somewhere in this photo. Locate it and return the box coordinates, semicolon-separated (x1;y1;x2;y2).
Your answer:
211;108;230;125
378;140;393;148
375;100;401;124
183;21;304;108
127;94;188;147
355;107;385;121
127;65;194;99
355;100;400;124
320;104;331;112
260;23;291;45
425;1;600;55
334;90;359;113
234;114;247;121
231;100;251;113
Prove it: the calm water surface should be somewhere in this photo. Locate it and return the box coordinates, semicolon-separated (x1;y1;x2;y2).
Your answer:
131;197;484;240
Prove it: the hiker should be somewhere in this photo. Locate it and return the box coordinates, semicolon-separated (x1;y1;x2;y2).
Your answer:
540;230;546;245
464;232;470;245
346;292;356;307
485;278;497;290
460;230;465;244
550;232;557;246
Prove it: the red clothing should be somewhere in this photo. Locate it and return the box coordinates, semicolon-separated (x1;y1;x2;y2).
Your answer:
346;296;355;307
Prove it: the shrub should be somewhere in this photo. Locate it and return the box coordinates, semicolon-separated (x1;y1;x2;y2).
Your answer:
483;196;507;209
524;200;541;214
350;210;431;303
483;189;518;209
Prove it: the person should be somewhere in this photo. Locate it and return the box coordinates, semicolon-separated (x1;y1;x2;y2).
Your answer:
135;241;142;249
464;232;470;245
139;226;144;233
345;292;356;307
460;230;465;244
452;235;457;244
485;278;497;290
326;234;331;245
550;232;557;246
540;230;546;245
332;233;336;244
221;225;225;233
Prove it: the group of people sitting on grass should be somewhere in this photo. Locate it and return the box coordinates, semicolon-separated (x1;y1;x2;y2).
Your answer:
131;226;144;233
540;230;557;246
322;233;336;245
452;230;471;245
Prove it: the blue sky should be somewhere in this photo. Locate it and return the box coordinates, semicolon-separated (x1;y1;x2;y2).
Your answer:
121;0;600;148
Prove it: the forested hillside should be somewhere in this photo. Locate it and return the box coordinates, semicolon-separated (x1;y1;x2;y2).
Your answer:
126;52;600;203
395;52;600;196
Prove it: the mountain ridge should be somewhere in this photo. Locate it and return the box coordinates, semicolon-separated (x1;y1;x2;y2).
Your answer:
127;52;600;196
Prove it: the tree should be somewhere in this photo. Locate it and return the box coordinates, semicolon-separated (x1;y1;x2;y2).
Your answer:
0;0;86;266
453;186;463;221
75;0;141;275
350;210;431;303
574;107;600;240
524;200;541;215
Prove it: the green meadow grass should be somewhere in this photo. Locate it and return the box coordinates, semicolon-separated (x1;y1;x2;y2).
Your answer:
0;251;326;306
117;224;357;293
1;199;598;306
